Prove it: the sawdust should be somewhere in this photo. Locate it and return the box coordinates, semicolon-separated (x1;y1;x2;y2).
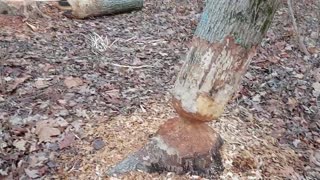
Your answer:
56;100;303;180
0;15;23;28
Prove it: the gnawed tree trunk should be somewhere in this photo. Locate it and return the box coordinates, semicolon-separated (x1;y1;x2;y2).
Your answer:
108;0;280;178
67;0;143;19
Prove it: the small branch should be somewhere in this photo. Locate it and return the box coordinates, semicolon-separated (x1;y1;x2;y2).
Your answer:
287;0;310;56
0;50;8;94
108;63;153;69
317;0;320;37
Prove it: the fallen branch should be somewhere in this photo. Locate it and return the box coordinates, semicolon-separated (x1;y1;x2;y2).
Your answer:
317;0;320;37
287;0;310;56
0;49;8;94
108;63;153;69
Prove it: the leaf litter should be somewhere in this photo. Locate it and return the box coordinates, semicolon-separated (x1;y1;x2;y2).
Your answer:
0;0;319;179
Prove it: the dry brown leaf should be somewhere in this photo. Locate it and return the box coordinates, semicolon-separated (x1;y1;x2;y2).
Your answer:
13;139;27;151
7;75;31;92
59;133;76;149
269;56;280;63
56;117;69;127
25;169;39;179
34;79;49;89
64;77;83;88
287;98;298;111
310;150;320;167
35;120;61;143
312;82;320;97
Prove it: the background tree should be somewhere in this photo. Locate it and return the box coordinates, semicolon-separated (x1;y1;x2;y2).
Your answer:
108;0;281;178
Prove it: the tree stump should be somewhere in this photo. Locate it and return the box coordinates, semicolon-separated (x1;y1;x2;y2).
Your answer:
108;117;224;178
67;0;143;19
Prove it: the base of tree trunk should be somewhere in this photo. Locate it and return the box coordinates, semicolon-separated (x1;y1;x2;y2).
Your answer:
108;117;224;178
67;0;143;19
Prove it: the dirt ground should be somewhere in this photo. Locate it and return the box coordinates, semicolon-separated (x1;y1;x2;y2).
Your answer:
0;0;319;179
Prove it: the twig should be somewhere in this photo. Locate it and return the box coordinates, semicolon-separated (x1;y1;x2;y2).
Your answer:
108;63;153;69
317;0;320;37
0;50;8;94
287;0;310;56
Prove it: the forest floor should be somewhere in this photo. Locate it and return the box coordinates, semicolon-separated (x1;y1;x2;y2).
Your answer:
0;0;319;179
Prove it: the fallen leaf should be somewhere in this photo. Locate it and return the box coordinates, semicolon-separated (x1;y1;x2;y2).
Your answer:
312;82;320;97
294;74;304;79
75;109;89;119
11;127;28;136
64;77;83;88
0;168;8;176
34;79;49;89
59;133;76;149
25;169;39;179
310;150;320;167
57;99;67;105
103;89;120;104
269;56;280;63
313;68;320;82
287;98;298;111
29;142;37;152
280;166;299;178
310;31;318;39
29;153;48;167
71;120;84;132
9;116;23;125
292;139;300;148
56;109;69;117
36;121;61;143
252;94;261;102
13;140;26;151
56;117;69;127
7;75;31;93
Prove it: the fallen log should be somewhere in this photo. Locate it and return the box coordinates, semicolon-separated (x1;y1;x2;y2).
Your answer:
67;0;143;19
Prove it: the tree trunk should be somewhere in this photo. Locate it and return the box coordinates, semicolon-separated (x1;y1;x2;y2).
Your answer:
108;0;280;178
67;0;143;19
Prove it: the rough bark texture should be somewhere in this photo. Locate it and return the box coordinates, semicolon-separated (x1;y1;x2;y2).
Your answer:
67;0;143;19
173;0;280;121
108;0;280;177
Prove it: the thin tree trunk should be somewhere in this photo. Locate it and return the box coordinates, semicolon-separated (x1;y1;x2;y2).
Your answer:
67;0;143;19
108;0;280;178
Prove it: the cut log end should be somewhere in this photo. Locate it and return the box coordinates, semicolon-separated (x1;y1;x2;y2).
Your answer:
107;117;224;178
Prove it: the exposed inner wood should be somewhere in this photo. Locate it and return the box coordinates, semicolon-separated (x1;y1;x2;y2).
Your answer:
108;117;224;178
173;37;256;121
108;0;281;177
173;0;280;121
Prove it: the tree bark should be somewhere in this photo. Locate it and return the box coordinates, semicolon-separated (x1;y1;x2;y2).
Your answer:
108;0;280;178
173;0;280;121
67;0;143;19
